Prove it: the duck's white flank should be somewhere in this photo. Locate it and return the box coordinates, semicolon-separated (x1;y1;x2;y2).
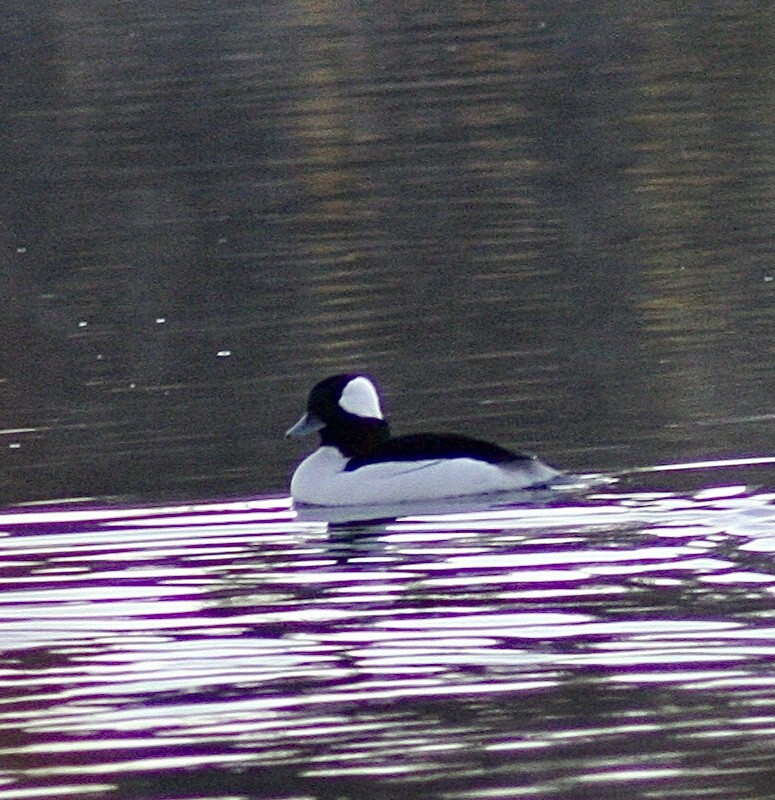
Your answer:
290;446;561;507
339;376;383;419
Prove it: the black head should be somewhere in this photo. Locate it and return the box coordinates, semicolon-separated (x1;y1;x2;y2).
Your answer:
285;374;390;457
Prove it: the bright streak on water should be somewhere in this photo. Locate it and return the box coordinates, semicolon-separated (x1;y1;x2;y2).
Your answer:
3;483;775;799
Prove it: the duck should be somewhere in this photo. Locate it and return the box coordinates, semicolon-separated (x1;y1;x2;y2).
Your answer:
285;373;563;507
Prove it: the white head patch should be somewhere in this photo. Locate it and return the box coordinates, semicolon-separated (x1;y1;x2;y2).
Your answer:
339;376;383;419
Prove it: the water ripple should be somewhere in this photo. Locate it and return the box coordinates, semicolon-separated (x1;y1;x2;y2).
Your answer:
3;485;775;798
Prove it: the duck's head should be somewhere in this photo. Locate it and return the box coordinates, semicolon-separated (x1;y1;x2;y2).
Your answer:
285;374;390;457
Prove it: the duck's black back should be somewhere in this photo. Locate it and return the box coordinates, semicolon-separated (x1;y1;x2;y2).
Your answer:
345;433;534;471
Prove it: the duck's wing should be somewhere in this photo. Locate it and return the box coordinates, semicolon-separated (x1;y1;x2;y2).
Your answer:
345;433;535;471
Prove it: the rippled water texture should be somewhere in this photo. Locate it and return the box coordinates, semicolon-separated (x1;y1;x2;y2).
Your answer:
2;2;775;501
3;465;775;799
3;3;775;798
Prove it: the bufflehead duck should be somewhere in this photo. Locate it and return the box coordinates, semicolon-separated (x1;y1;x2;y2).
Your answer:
285;374;562;506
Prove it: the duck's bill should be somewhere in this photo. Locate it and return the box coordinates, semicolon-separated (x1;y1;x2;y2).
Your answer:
285;412;325;438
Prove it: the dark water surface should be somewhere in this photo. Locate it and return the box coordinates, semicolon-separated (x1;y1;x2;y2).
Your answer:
2;3;775;799
2;2;775;502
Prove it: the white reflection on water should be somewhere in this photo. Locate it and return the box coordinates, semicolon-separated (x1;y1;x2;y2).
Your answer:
2;481;775;799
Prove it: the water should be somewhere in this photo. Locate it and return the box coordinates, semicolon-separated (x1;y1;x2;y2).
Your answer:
2;2;775;502
3;463;775;799
2;2;775;797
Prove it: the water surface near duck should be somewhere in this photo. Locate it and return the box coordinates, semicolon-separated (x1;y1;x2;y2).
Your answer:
2;3;775;798
3;463;775;800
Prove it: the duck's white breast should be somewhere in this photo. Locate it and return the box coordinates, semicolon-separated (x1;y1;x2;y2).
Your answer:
290;446;561;506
